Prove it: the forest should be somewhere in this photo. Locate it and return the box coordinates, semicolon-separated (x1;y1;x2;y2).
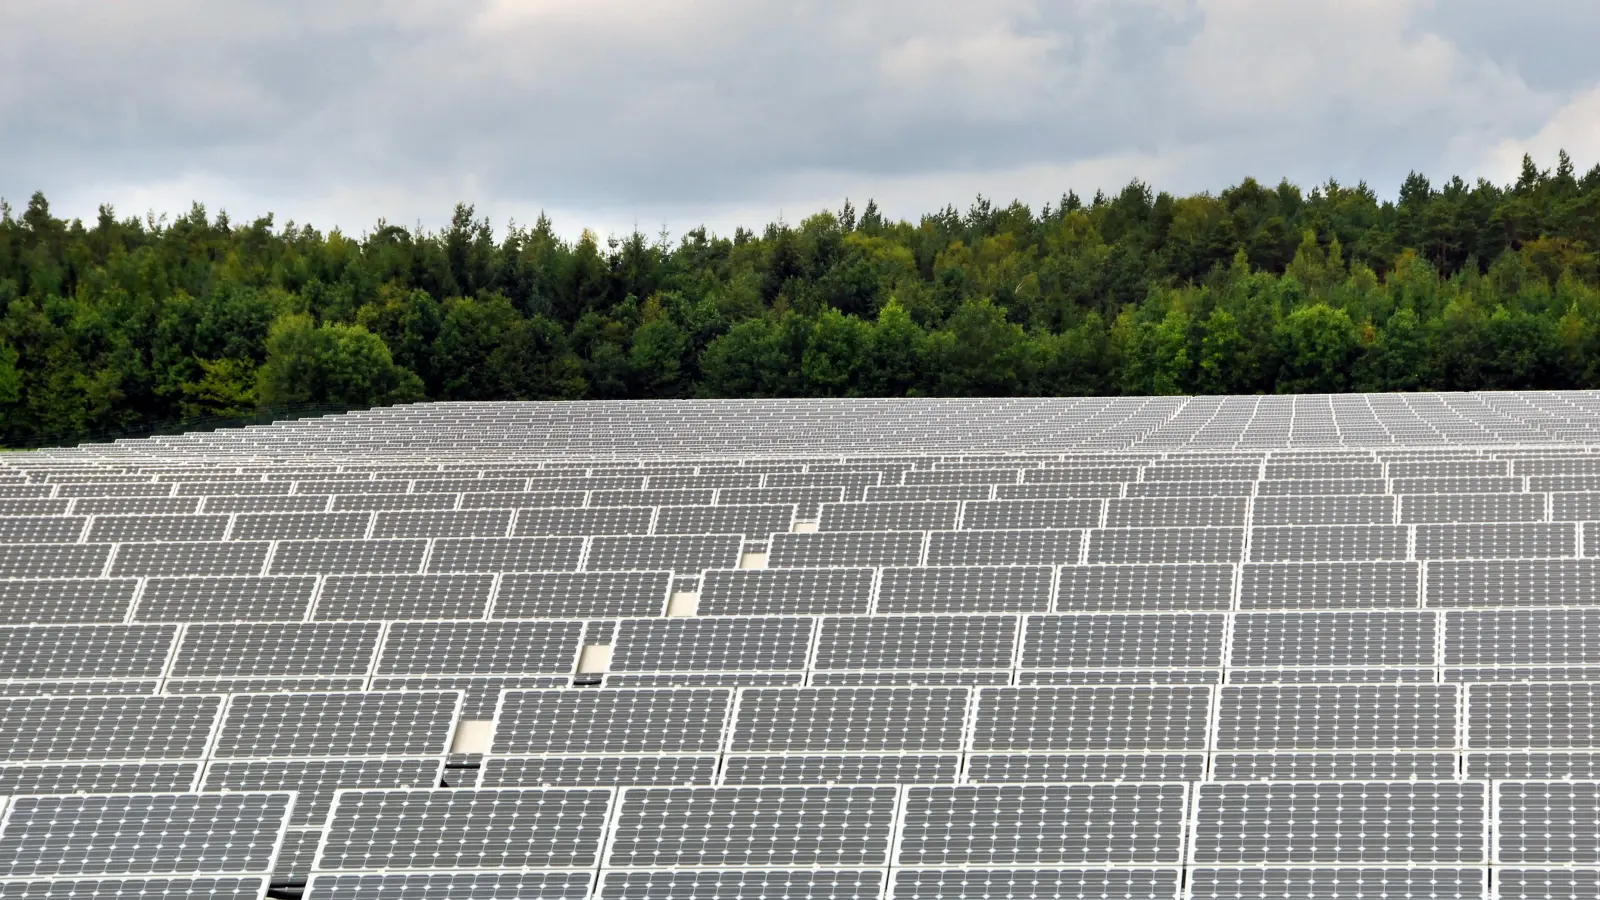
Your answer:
3;152;1600;445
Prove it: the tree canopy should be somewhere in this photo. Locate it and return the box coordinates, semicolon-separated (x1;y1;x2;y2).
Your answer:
5;152;1600;445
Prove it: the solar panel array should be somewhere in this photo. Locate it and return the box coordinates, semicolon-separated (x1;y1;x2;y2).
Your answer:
9;393;1600;898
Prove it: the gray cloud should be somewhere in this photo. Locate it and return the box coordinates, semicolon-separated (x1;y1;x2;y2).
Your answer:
1;0;1595;237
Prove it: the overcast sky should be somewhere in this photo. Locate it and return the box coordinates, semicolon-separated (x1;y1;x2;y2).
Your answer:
4;0;1600;240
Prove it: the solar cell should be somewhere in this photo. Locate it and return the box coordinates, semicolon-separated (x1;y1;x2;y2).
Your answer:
964;752;1206;783
212;691;460;759
0;877;271;899
171;622;380;678
1088;527;1243;563
698;567;872;616
481;755;717;787
315;573;493;619
270;539;428;575
889;869;1181;900
429;536;584;572
973;686;1213;751
514;506;653;536
1187;868;1488;900
307;872;595;900
897;783;1188;865
1217;685;1459;750
1231;611;1437;667
1191;781;1488;864
961;499;1100;530
1055;563;1234;612
317;788;610;870
87;514;229;543
654;504;794;536
1249;525;1408;561
611;617;813;673
600;870;882;900
492;688;731;755
0;578;137;624
814;615;1017;672
1415;523;1575;559
877;565;1051;613
1252;494;1396;526
0;762;201;795
768;531;923;567
925;529;1080;566
229;512;370;541
585;534;741;574
1021;613;1226;670
730;686;967;752
1241;561;1419;609
0;544;110;578
494;570;671;618
0;792;293;877
377;620;582;676
607;785;896;867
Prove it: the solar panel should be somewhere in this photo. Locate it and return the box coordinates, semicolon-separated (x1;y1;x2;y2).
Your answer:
768;531;924;567
494;570;671;618
230;512;370;541
314;573;493;620
585;534;741;574
0;762;201;795
1217;685;1459;750
964;752;1206;783
961;498;1100;530
1241;561;1419;609
815;615;1016;673
697;567;872;615
307;872;595;900
1249;525;1408;561
171;622;380;678
28;395;1600;887
1056;563;1234;611
493;688;730;755
1415;523;1576;559
1088;527;1243;563
1022;613;1226;672
973;686;1212;751
514;506;653;536
376;620;582;676
611;617;813;674
606;785;896;867
212;691;460;759
654;504;794;536
730;687;967;752
0;578;137;624
1187;868;1487;900
601;870;882;900
897;783;1188;865
925;529;1080;566
481;755;717;788
877;566;1051;613
0;877;272;899
429;536;584;572
316;787;610;870
1191;781;1488;864
0;792;292;877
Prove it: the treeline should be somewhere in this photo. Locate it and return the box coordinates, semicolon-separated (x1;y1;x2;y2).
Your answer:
4;152;1600;444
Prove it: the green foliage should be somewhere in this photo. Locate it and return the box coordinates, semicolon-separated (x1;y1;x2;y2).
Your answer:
7;150;1600;445
256;314;422;408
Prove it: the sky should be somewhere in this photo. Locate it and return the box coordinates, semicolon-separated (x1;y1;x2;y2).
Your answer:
4;0;1600;241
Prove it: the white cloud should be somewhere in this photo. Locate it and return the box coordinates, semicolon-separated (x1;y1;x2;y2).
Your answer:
2;0;1598;236
1480;87;1600;183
